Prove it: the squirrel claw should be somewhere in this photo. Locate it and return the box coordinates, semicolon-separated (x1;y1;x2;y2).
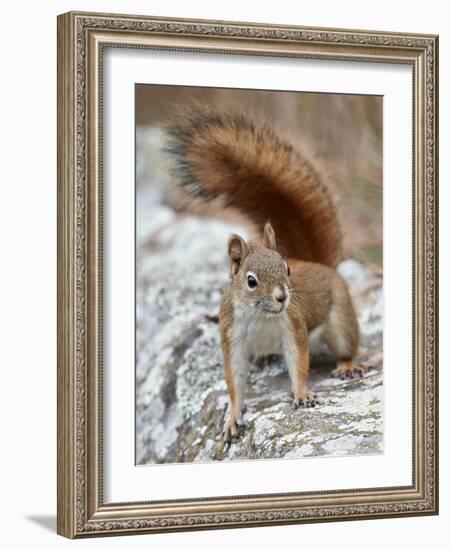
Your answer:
332;362;366;380
293;392;318;409
222;418;241;449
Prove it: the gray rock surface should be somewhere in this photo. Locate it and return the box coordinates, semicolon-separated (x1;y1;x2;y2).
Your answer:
136;128;384;465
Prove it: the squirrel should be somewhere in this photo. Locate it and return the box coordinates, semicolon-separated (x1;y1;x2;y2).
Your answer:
163;107;362;446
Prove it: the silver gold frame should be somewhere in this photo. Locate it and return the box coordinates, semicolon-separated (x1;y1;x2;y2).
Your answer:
57;11;439;538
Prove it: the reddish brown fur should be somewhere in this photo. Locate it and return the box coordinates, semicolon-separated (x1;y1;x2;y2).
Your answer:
287;313;310;402
287;258;359;359
164;107;342;267
218;232;360;441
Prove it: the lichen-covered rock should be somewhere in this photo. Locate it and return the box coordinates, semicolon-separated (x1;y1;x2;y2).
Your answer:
135;208;383;464
136;128;383;465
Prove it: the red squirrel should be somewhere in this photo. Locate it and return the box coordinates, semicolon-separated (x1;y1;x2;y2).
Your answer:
164;107;361;446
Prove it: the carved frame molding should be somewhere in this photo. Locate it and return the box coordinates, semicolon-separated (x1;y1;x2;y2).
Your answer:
57;11;438;538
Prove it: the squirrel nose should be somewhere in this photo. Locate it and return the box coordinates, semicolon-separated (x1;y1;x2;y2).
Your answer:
274;286;287;303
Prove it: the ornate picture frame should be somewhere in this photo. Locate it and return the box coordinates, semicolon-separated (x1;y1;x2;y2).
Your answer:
57;11;438;538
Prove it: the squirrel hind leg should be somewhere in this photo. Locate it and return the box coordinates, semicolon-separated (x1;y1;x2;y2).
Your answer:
324;320;365;379
323;279;363;379
323;307;359;361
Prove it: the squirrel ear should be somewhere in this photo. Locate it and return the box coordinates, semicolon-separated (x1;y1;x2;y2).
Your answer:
228;234;248;275
262;221;276;250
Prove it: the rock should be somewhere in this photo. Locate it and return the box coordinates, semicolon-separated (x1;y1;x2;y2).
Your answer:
135;207;383;464
338;259;371;290
135;127;384;464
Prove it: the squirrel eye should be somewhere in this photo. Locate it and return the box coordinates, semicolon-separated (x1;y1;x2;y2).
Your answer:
247;275;258;289
287;266;291;276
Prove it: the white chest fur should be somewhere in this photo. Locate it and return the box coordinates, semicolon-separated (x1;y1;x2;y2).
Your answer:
231;306;292;359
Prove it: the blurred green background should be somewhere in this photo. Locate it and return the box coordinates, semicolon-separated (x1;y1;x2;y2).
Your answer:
136;85;382;267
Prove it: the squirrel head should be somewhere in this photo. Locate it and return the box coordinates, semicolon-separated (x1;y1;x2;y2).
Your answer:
227;222;291;315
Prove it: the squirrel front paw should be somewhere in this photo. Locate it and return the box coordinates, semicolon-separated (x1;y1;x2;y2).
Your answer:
222;418;241;448
293;391;318;409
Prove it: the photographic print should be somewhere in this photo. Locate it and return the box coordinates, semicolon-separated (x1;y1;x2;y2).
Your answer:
135;85;383;465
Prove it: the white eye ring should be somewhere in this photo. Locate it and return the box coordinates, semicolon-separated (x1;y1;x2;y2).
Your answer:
246;271;258;291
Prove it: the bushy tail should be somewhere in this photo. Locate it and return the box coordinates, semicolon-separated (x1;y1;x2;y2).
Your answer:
163;107;342;267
